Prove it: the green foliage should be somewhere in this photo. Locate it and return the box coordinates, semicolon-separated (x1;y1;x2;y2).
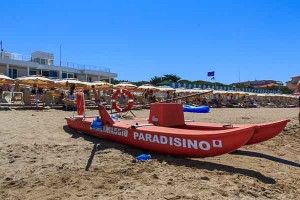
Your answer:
265;86;292;94
149;74;181;85
111;79;128;84
192;80;228;87
163;74;181;82
178;79;192;84
150;76;163;86
132;81;150;86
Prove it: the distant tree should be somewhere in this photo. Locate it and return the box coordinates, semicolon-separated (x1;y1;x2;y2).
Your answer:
178;79;192;84
111;79;129;84
267;86;292;94
193;80;212;85
150;76;163;86
133;81;150;86
162;74;181;82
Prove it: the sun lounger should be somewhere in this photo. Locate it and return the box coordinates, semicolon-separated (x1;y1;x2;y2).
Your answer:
2;91;12;103
13;92;23;102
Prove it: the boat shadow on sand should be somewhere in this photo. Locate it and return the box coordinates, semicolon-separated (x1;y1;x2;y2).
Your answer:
63;125;297;185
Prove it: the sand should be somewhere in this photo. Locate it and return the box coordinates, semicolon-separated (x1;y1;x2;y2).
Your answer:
0;107;299;200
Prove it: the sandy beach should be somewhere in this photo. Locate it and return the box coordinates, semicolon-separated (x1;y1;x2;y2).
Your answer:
0;107;299;199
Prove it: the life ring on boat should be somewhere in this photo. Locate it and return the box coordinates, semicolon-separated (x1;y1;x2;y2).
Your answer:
76;92;84;115
112;89;134;112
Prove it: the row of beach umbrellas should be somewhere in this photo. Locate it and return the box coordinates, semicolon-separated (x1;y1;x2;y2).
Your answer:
0;74;113;89
0;74;174;91
0;74;299;98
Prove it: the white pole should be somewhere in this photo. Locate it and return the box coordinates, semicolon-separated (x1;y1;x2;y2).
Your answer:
83;92;86;119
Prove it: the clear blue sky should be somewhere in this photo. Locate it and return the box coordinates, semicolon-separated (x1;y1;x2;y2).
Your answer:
1;0;299;84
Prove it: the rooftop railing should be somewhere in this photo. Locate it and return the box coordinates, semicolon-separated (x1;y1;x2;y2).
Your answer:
0;51;111;73
60;61;111;72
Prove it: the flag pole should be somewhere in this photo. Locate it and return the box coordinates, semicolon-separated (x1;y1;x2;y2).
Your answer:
0;40;3;58
59;44;62;67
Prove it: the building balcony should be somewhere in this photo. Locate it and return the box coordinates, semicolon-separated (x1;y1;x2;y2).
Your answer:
0;51;112;73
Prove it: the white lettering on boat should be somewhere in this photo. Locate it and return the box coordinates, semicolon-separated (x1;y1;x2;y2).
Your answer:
101;126;128;137
133;132;222;151
212;140;222;147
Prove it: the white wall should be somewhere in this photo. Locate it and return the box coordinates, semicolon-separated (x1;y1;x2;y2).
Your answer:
77;74;86;81
0;65;6;74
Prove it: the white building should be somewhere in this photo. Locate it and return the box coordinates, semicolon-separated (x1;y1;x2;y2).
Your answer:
0;50;117;83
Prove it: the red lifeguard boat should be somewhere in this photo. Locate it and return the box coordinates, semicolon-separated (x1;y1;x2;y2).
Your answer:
66;104;258;157
65;92;289;157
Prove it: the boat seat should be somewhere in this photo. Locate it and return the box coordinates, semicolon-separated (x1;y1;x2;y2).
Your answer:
149;103;185;127
98;105;115;126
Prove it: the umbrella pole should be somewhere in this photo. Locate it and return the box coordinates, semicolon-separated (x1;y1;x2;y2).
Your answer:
35;84;37;108
83;92;86;119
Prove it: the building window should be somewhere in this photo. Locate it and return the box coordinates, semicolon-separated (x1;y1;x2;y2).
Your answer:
42;71;49;77
33;58;41;64
62;73;67;79
49;59;54;66
49;71;58;78
9;69;17;79
41;59;47;65
62;73;74;79
29;70;37;76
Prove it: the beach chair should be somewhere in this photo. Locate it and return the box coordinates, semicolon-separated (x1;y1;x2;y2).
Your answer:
13;92;23;102
0;91;13;107
44;93;54;106
64;95;76;110
22;94;35;107
2;91;12;103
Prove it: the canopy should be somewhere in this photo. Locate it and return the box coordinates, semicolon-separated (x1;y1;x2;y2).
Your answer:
114;82;137;89
16;76;54;87
0;74;14;84
88;81;113;89
157;86;176;92
54;78;87;89
137;84;158;91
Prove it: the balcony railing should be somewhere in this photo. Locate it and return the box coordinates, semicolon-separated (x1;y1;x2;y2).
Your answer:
60;61;111;72
0;51;111;73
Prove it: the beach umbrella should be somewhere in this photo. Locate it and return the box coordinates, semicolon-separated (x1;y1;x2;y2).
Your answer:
138;84;157;90
16;76;54;87
89;81;113;90
137;84;158;92
114;82;137;90
0;73;14;84
175;88;189;93
15;76;55;107
54;78;87;89
157;86;176;92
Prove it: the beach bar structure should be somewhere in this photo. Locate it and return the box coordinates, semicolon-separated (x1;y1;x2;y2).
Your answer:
0;50;117;83
286;75;300;92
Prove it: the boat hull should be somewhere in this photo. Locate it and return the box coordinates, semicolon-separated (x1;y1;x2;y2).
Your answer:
66;117;256;158
185;119;290;145
246;119;290;145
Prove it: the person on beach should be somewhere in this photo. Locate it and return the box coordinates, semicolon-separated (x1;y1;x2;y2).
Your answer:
165;91;171;102
297;81;300;124
91;85;100;106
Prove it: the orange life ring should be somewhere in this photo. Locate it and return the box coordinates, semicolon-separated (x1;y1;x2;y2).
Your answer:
112;89;134;112
76;92;85;115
